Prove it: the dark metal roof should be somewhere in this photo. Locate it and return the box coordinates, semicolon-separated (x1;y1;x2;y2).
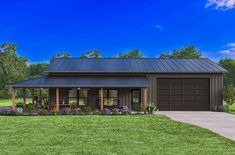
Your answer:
44;58;227;73
11;76;150;88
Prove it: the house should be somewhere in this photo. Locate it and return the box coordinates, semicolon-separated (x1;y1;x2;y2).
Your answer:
11;58;227;112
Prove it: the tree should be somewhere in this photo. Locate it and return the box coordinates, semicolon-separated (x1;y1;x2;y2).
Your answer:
80;49;101;58
29;63;49;78
159;45;202;58
224;83;235;105
0;42;28;98
118;49;144;58
219;58;235;86
50;52;71;63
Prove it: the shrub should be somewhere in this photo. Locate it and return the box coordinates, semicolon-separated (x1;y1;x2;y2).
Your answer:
26;103;35;113
147;103;156;114
60;108;71;115
101;108;111;115
16;102;23;108
15;107;23;113
0;106;22;116
121;106;130;115
219;104;230;112
111;108;121;115
92;109;101;115
39;109;49;115
71;108;81;115
132;104;141;112
224;83;235;105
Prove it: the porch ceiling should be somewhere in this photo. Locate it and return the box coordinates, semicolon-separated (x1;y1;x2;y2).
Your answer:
11;75;150;88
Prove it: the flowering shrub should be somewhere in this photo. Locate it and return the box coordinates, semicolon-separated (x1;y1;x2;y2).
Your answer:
15;107;23;113
121;106;131;115
60;108;71;115
147;103;156;114
111;108;121;115
101;108;111;115
0;106;22;116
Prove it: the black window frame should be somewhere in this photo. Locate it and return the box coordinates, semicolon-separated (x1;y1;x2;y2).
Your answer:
68;88;88;106
99;89;119;106
131;89;141;104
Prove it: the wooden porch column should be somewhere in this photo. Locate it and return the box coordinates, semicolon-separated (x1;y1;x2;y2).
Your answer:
31;88;34;105
100;88;104;111
23;88;27;112
12;88;16;111
56;88;60;112
143;88;147;114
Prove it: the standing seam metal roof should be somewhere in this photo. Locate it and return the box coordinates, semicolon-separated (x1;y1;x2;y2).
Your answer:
44;58;227;73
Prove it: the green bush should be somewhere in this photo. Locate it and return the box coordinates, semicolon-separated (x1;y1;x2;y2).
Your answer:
39;109;48;115
224;83;235;105
219;104;230;112
132;104;142;112
16;102;23;108
147;103;156;114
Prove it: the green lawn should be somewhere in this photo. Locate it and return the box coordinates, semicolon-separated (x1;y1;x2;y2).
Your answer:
0;98;31;106
229;104;235;114
0;115;234;154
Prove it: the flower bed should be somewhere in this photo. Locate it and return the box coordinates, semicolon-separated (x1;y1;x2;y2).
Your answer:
0;104;156;116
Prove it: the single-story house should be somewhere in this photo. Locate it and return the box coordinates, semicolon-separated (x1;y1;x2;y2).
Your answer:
11;58;227;112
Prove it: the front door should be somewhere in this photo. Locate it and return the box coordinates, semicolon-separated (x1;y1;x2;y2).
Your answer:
131;89;141;111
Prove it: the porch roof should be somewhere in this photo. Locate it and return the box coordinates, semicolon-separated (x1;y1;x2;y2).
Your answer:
11;75;150;88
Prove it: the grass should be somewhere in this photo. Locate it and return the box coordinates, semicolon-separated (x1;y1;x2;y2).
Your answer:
0;98;31;106
229;103;235;114
0;115;235;155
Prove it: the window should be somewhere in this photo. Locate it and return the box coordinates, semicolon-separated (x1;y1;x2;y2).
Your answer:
132;89;141;104
99;89;118;106
78;89;88;105
69;89;78;104
69;89;88;105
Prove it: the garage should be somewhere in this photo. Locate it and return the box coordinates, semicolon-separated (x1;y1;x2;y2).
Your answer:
157;78;210;111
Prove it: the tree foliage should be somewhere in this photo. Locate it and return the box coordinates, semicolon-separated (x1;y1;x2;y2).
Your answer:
219;58;235;86
118;49;144;58
50;52;71;63
80;50;101;58
159;45;202;58
224;83;235;105
29;63;49;78
0;42;28;98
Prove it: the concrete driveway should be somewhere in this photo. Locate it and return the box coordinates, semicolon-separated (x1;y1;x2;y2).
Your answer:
155;111;235;141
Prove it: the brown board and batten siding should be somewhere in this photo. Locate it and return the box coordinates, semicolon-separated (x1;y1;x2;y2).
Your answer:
147;73;223;111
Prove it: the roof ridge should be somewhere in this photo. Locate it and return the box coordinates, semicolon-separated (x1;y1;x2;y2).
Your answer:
55;58;209;59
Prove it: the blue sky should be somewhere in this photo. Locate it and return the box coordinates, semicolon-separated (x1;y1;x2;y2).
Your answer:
0;0;235;63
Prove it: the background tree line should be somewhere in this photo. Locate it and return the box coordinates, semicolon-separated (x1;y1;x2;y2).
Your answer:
0;42;235;101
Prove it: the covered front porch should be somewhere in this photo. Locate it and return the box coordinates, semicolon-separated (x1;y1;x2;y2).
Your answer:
11;75;150;114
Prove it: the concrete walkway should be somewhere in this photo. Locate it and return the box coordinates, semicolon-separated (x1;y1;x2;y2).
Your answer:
155;111;235;141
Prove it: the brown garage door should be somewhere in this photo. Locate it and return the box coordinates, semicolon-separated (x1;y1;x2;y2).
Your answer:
157;78;210;111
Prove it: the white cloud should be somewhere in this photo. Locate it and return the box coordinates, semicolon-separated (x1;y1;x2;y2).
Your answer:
205;0;235;10
155;25;164;30
219;43;235;55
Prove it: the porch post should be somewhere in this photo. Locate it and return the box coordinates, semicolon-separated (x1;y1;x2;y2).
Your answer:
31;88;34;105
23;88;27;112
56;88;60;112
143;88;147;114
100;88;104;111
12;88;16;111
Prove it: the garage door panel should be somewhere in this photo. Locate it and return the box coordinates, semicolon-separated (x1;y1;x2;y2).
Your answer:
157;78;210;111
171;95;182;101
158;89;170;95
171;90;183;95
